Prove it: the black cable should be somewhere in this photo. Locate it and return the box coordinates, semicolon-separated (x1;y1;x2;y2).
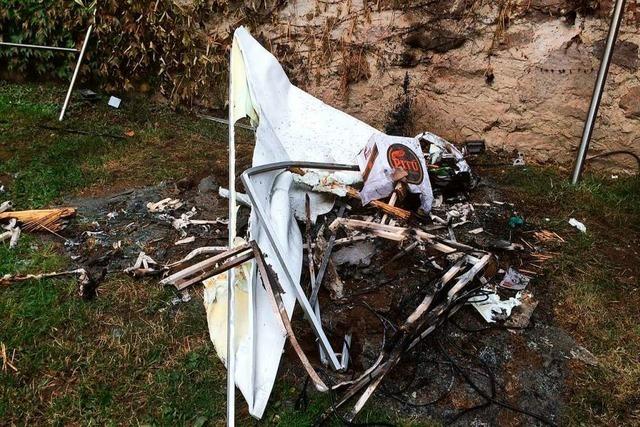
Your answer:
586;150;640;171
381;360;456;408
437;326;557;426
295;376;310;411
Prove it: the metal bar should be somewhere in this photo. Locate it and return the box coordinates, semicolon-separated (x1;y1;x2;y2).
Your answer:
59;25;92;121
198;113;256;131
174;251;255;291
310;204;346;307
304;194;317;292
251;241;329;392
241;161;360;371
571;0;627;184
340;334;352;371
0;41;78;53
227;45;237;427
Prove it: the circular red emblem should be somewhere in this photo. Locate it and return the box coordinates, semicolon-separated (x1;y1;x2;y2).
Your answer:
386;144;424;184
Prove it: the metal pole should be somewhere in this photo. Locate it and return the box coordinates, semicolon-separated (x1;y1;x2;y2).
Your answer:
226;45;237;427
571;0;626;184
241;161;361;371
0;42;78;53
59;25;92;122
197;113;255;131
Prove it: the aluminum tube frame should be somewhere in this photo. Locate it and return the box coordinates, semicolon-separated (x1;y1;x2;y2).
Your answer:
226;49;237;427
198;113;256;132
0;42;78;53
59;25;92;121
571;0;627;184
241;161;360;371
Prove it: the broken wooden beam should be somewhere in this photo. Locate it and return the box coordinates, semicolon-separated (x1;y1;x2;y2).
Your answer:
344;187;411;221
329;218;457;254
159;243;251;286
251;241;329;392
0;207;77;232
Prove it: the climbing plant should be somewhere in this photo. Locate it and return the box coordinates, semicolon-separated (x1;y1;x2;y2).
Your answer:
0;0;285;107
0;0;94;79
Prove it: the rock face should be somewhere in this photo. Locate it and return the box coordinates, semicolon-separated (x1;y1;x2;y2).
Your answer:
619;86;640;118
216;1;640;166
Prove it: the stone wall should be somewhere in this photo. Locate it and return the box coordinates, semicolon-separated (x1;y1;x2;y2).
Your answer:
237;0;640;167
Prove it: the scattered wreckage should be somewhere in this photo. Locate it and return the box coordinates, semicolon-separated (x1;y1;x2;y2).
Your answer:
153;28;553;424
0;27;565;426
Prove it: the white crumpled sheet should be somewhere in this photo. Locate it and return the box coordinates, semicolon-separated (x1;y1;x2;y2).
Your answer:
208;26;381;419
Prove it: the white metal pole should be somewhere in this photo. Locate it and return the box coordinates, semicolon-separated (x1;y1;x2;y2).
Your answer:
59;25;92;122
226;43;237;427
0;42;78;53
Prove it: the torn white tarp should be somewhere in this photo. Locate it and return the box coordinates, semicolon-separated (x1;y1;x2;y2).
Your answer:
469;289;521;323
357;133;434;213
213;26;383;419
417;131;471;174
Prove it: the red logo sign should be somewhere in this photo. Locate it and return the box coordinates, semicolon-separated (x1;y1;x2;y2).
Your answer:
386;144;424;184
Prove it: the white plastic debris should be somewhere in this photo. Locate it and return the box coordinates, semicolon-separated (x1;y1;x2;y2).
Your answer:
1;219;20;248
171;208;197;233
9;226;20;248
223;26;379;419
357;133;434;213
108;96;122;109
513;152;525;166
147;198;183;213
124;251;157;273
499;267;531;290
569;218;587;233
175;236;196;246
218;187;251;207
172;290;192;305
468;227;484;235
504;290;538;328
469;290;521;323
417;131;471;174
106;211;118;220
0;200;12;213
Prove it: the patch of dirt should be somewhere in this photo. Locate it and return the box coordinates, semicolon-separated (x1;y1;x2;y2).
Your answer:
63;177;233;283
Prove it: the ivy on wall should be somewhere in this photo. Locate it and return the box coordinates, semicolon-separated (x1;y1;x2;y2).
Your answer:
0;0;93;79
0;0;285;107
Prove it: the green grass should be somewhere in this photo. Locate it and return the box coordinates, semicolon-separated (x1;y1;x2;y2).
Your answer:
496;166;640;231
0;242;226;424
0;81;232;208
493;166;640;426
0;82;231;425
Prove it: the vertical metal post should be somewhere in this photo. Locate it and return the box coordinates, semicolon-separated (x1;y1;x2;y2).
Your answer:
59;25;92;121
571;0;626;183
226;46;237;427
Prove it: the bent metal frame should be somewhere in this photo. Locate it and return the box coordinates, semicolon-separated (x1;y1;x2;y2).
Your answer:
0;25;93;121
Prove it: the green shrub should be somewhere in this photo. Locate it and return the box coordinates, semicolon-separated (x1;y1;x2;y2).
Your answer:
0;0;94;80
0;1;283;106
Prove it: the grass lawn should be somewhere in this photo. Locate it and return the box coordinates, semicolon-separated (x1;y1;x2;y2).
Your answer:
1;82;639;425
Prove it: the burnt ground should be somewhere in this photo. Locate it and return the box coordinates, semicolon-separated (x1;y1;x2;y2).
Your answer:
52;167;597;426
4;169;636;426
276;174;597;427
